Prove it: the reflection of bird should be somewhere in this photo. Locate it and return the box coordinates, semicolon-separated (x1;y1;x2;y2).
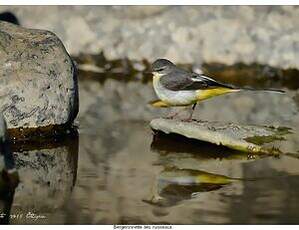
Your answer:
142;166;234;207
151;59;284;121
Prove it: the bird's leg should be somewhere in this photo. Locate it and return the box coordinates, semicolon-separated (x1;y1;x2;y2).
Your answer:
182;103;197;122
166;107;180;119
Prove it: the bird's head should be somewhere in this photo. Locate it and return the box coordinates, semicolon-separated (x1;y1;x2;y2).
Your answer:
151;59;175;76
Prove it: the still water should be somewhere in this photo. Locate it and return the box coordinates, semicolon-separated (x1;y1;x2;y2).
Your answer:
2;59;299;224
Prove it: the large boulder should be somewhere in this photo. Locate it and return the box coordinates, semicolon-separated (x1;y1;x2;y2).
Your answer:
0;21;78;129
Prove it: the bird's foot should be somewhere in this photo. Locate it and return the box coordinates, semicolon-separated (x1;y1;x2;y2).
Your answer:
165;116;176;120
181;117;193;122
165;112;179;120
181;103;197;122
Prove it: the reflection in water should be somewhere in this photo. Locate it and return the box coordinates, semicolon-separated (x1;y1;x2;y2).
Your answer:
144;166;236;207
8;128;79;224
69;67;299;224
0;138;19;224
150;131;266;170
149;128;299;223
151;131;258;159
0;171;18;224
148;133;249;207
4;56;299;223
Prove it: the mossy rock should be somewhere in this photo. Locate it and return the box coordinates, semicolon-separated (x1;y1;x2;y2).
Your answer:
150;118;292;155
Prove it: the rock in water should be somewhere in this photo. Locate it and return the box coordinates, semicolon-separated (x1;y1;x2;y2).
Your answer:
150;118;291;155
0;21;78;129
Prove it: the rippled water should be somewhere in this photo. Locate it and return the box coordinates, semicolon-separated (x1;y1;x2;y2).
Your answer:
1;60;299;224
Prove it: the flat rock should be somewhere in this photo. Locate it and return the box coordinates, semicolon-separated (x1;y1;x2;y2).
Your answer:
0;21;78;129
150;118;291;154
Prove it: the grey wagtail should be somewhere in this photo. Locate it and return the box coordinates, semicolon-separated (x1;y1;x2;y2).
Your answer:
151;58;284;121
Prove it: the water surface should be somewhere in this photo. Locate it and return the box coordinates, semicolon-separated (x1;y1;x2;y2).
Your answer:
2;59;299;224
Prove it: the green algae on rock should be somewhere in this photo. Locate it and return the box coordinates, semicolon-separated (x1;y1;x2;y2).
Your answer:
150;118;292;155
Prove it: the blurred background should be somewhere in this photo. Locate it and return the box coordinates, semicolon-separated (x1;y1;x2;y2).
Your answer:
0;6;299;68
0;5;299;225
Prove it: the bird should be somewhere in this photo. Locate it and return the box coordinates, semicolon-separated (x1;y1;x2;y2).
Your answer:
150;58;284;121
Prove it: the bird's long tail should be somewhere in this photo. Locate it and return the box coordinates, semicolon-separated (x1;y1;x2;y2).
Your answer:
238;86;285;94
218;81;285;94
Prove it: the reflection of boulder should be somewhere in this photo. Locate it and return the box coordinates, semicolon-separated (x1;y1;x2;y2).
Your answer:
0;113;19;224
9;129;78;223
0;170;18;224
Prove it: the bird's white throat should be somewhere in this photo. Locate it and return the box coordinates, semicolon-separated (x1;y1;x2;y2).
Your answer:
152;72;198;106
152;72;165;79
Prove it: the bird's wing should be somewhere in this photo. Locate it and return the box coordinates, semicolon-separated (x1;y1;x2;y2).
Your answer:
160;70;234;91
